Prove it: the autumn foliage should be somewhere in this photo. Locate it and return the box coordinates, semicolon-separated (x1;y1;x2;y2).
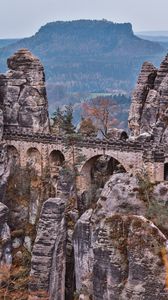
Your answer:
82;97;119;137
79;117;97;136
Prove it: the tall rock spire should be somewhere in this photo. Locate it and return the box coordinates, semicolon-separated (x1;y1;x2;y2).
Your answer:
128;53;168;144
128;61;157;137
0;48;50;134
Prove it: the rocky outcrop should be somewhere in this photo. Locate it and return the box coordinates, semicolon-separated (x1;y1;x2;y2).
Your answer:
96;173;146;216
0;144;10;201
74;209;93;295
0;73;4;140
0;203;12;283
128;62;157;137
74;174;168;299
0;49;50;134
29;198;66;300
0;77;9;200
92;214;167;300
128;54;168;143
154;54;168;90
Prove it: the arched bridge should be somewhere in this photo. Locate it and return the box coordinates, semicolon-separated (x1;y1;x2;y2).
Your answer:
3;129;166;192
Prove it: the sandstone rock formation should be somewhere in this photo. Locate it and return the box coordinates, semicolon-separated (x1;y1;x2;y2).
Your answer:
74;209;93;295
0;144;10;201
29;198;66;300
0;48;54;258
128;62;157;137
74;174;168;299
0;105;3;140
128;54;168;143
0;203;12;284
92;215;167;300
0;80;9;199
0;49;50;134
96;173;146;216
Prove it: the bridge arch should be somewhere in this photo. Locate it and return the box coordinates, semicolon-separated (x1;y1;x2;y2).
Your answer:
79;154;126;193
49;150;65;178
26;147;42;175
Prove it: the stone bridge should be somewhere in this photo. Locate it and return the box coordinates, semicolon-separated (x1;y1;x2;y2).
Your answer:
3;129;166;193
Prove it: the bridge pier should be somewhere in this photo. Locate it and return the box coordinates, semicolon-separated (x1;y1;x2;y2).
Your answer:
143;150;165;183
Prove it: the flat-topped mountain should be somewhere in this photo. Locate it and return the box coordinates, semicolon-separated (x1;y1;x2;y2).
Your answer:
0;20;165;107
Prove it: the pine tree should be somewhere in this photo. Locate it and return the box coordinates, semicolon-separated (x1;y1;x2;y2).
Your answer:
61;104;75;134
51;107;64;134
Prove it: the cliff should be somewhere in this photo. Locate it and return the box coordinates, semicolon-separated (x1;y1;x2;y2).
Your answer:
74;174;168;299
129;54;168;143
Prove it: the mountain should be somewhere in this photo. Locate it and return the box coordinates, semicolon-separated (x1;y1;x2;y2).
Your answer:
0;20;165;112
136;31;168;50
138;37;168;50
0;39;19;49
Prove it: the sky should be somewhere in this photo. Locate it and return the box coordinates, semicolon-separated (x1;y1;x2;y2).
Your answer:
0;0;168;38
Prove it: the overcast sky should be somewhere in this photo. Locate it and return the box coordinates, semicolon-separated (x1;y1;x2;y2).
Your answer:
0;0;168;38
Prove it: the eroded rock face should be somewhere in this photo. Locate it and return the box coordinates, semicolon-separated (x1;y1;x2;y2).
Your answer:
154;54;168;90
128;62;157;137
92;215;167;300
0;82;9;199
0;144;10;201
74;209;93;295
0;49;50;133
96;173;146;216
29;198;66;300
128;54;168;143
0;74;5;140
0;203;12;283
74;174;168;299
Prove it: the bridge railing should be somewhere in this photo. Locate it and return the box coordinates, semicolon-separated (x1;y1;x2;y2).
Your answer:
2;127;161;152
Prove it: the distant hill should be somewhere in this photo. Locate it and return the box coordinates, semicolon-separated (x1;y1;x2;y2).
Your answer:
137;31;168;37
137;35;168;50
0;20;165;112
0;39;19;49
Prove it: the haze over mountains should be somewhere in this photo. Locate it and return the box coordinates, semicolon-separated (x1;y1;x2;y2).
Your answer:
137;31;168;37
137;31;168;49
0;20;166;117
0;39;19;48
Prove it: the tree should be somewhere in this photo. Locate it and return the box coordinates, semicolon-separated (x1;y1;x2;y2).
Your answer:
79;117;97;137
51;106;64;134
61;104;75;134
82;97;118;138
51;104;75;135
